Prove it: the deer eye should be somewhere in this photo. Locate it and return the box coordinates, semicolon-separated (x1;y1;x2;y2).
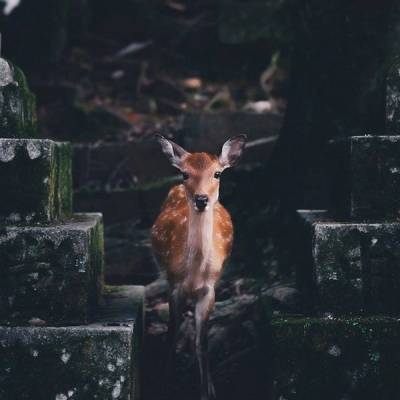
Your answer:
182;172;189;181
214;171;222;179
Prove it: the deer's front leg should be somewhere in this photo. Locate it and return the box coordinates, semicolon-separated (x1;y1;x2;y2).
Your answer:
195;285;216;400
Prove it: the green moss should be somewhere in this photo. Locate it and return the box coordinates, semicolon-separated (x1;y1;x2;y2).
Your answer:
54;142;73;218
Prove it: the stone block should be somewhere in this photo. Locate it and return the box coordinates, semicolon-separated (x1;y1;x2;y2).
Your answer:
329;136;400;218
0;213;104;324
182;111;282;154
72;139;174;191
299;211;400;314
271;316;400;400
0;59;37;138
0;139;72;224
0;285;144;400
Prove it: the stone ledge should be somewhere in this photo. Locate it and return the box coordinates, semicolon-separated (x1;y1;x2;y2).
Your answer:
0;139;72;224
0;285;144;400
0;213;104;325
297;210;400;314
270;316;400;400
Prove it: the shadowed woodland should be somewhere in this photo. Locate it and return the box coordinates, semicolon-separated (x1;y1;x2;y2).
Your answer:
1;0;400;399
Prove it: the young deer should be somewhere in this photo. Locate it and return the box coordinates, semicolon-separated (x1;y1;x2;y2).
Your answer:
151;134;246;400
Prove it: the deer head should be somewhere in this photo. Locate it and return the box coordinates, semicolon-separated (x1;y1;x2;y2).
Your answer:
156;134;246;212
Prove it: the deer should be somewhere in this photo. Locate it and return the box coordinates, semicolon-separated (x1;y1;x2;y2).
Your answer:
151;134;246;400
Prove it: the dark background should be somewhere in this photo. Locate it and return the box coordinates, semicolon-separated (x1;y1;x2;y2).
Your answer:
1;1;399;399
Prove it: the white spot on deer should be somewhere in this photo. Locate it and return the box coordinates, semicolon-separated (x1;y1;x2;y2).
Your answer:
180;216;187;224
55;394;68;400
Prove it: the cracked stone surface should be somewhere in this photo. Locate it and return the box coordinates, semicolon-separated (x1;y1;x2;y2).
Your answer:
298;211;400;314
0;285;144;400
0;213;104;324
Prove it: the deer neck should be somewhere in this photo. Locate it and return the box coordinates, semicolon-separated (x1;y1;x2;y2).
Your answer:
185;204;214;268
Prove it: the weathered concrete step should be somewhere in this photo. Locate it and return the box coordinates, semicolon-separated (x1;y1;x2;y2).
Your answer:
298;210;400;314
329;136;400;218
0;285;144;400
0;138;72;224
270;316;400;400
0;213;104;325
0;58;37;138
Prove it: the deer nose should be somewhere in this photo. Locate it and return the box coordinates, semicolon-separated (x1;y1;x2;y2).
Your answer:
194;194;208;211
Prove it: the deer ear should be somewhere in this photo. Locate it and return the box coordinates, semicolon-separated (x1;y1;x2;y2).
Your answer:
219;134;247;169
155;135;189;169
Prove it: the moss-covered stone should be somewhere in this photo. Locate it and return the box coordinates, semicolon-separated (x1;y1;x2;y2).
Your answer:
271;316;400;400
0;139;72;224
299;211;400;314
0;285;144;400
55;142;73;218
0;213;104;325
0;59;37;138
329;136;400;219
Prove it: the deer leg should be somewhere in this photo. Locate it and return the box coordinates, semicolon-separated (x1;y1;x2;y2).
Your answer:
164;285;185;395
195;285;216;400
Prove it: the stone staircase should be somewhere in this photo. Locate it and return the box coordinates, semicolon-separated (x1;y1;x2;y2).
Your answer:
270;139;400;398
0;57;143;399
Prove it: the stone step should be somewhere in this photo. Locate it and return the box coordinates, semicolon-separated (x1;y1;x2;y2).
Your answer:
329;136;400;218
0;213;104;325
72;116;279;194
0;58;37;138
298;210;400;314
0;139;72;224
0;285;144;400
270;315;400;400
182;111;281;155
